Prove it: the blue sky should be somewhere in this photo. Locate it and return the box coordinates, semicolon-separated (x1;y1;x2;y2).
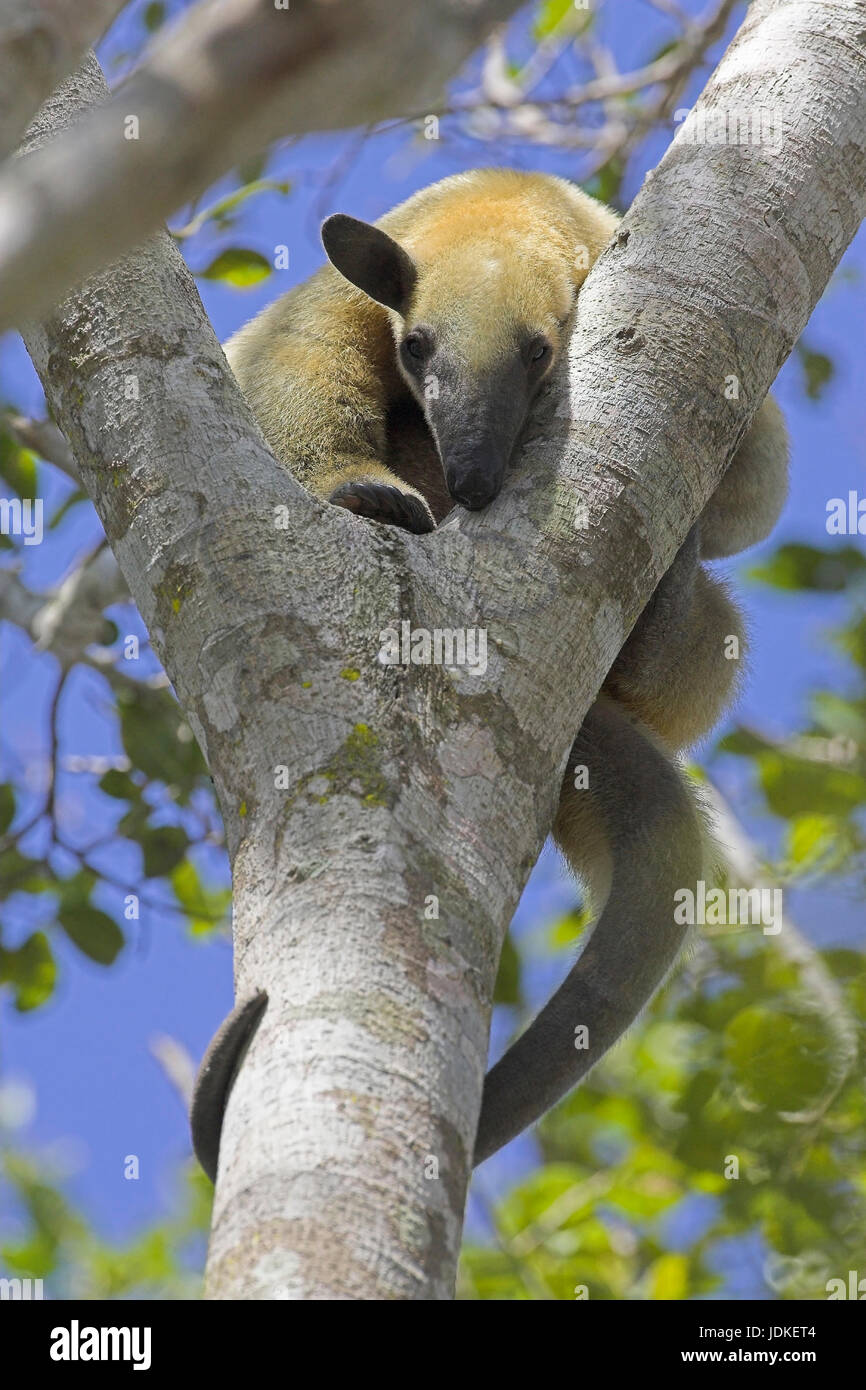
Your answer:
1;0;864;1266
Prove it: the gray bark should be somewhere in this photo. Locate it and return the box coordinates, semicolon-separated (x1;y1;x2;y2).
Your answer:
16;0;866;1299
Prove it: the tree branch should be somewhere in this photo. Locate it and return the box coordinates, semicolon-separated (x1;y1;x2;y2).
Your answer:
3;412;79;480
0;0;126;159
0;0;523;331
0;546;126;661
400;0;739;163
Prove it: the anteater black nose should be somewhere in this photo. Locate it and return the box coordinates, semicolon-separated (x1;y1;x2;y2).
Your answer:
451;480;498;510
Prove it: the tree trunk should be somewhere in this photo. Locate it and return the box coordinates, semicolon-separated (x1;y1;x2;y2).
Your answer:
17;0;866;1298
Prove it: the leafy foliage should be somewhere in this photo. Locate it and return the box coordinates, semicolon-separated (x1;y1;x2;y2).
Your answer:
0;672;229;1013
0;1145;211;1299
461;551;866;1300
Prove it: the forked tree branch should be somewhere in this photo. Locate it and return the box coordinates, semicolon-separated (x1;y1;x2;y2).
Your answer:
15;0;866;1299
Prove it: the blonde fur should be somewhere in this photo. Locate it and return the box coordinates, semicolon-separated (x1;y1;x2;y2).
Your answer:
225;170;619;521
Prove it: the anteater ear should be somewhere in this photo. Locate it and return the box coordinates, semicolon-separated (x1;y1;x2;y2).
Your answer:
321;214;417;315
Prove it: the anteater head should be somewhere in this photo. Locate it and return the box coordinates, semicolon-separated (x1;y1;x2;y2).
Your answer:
321;181;602;511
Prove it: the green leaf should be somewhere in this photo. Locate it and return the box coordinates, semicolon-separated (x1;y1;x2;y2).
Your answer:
534;0;591;39
0;849;53;899
716;726;774;756
140;825;189;878
835;613;866;671
648;1252;689;1300
170;860;230;936
748;543;866;593
493;933;522;1006
58;904;124;965
1;1234;57;1277
98;769;141;801
724;1006;830;1110
117;685;207;798
547;906;591;949
117;802;151;841
0;782;14;835
198;248;271;288
759;752;866;818
673;1068;720;1117
0;932;56;1010
143;2;166;31
0;428;37;499
796;342;835;400
587;159;624;208
58;868;96;908
786;814;842;869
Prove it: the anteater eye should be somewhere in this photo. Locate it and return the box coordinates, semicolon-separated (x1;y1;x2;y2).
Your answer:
403;332;426;361
529;339;550;363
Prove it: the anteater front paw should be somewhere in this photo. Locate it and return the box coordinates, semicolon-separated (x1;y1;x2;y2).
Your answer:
329;481;435;534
